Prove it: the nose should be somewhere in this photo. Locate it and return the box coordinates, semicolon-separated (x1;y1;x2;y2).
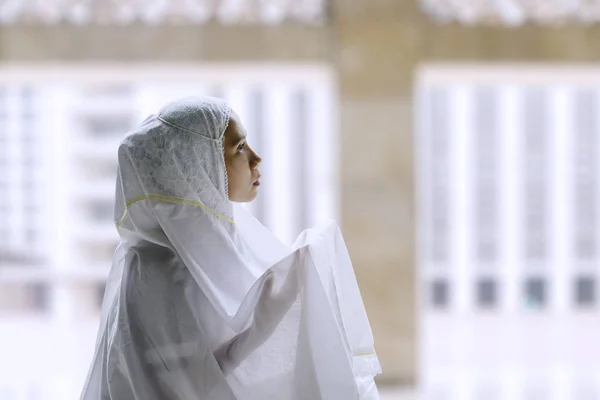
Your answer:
251;149;262;170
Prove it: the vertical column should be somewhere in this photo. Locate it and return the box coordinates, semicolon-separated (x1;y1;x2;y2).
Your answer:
452;85;474;399
417;84;455;390
572;88;599;308
472;86;500;312
499;85;521;314
247;86;267;224
595;89;600;313
7;86;22;252
420;85;452;308
25;87;42;272
549;86;571;313
451;85;474;314
552;87;572;399
305;79;338;226
288;86;308;239
522;87;550;311
0;87;7;258
332;0;420;381
49;85;75;323
263;84;294;245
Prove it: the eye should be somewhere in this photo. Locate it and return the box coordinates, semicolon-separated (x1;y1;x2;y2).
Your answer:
237;142;246;152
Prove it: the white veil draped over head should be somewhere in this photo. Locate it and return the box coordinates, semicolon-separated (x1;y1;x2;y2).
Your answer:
80;96;382;400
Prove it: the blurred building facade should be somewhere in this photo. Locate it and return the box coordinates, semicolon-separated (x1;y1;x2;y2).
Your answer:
417;67;600;398
2;0;600;399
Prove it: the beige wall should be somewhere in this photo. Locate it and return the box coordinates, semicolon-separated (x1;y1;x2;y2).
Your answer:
331;1;600;385
0;24;330;61
332;1;420;385
4;0;600;386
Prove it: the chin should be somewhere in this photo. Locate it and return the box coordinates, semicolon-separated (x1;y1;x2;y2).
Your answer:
231;190;259;203
246;191;259;203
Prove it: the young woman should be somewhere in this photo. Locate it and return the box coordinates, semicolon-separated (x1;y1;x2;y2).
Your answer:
80;96;381;400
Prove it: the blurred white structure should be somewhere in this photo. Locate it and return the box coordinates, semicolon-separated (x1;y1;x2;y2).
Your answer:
420;0;600;26
0;0;326;25
0;64;337;399
416;65;600;400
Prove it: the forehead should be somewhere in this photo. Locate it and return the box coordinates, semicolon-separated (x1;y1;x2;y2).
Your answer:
224;111;247;144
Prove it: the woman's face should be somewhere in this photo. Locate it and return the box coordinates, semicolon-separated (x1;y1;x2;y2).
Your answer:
223;110;262;202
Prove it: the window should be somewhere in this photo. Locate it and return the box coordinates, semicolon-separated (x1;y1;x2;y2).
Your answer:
24;228;39;243
574;89;598;261
524;278;547;309
83;114;133;137
81;160;117;180
0;180;7;219
20;86;35;119
88;200;114;222
523;88;548;262
0;87;6;118
428;88;451;266
80;241;118;263
291;88;310;237
23;202;38;214
431;279;450;308
418;65;600;400
474;87;498;264
0;227;8;246
84;84;132;97
29;283;49;312
476;278;498;308
575;276;596;307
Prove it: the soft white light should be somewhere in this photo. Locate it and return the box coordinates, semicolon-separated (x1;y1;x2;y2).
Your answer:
0;0;325;25
420;0;600;25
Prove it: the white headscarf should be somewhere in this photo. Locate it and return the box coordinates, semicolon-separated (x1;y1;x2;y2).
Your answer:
116;96;233;222
80;97;381;400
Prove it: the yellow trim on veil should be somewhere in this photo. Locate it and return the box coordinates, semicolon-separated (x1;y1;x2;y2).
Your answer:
116;195;236;228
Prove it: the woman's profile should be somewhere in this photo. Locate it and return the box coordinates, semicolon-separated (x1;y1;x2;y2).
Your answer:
80;96;381;400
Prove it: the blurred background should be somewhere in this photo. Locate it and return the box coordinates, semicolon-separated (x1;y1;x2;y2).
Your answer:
1;0;600;399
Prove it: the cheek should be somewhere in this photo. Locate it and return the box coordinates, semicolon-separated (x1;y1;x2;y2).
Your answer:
227;157;249;185
233;156;251;174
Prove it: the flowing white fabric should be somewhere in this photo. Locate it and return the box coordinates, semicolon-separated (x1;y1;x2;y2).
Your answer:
79;96;382;400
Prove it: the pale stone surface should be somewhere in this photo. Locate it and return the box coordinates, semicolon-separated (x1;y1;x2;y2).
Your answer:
334;1;418;377
336;97;416;382
335;20;420;98
0;25;331;61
